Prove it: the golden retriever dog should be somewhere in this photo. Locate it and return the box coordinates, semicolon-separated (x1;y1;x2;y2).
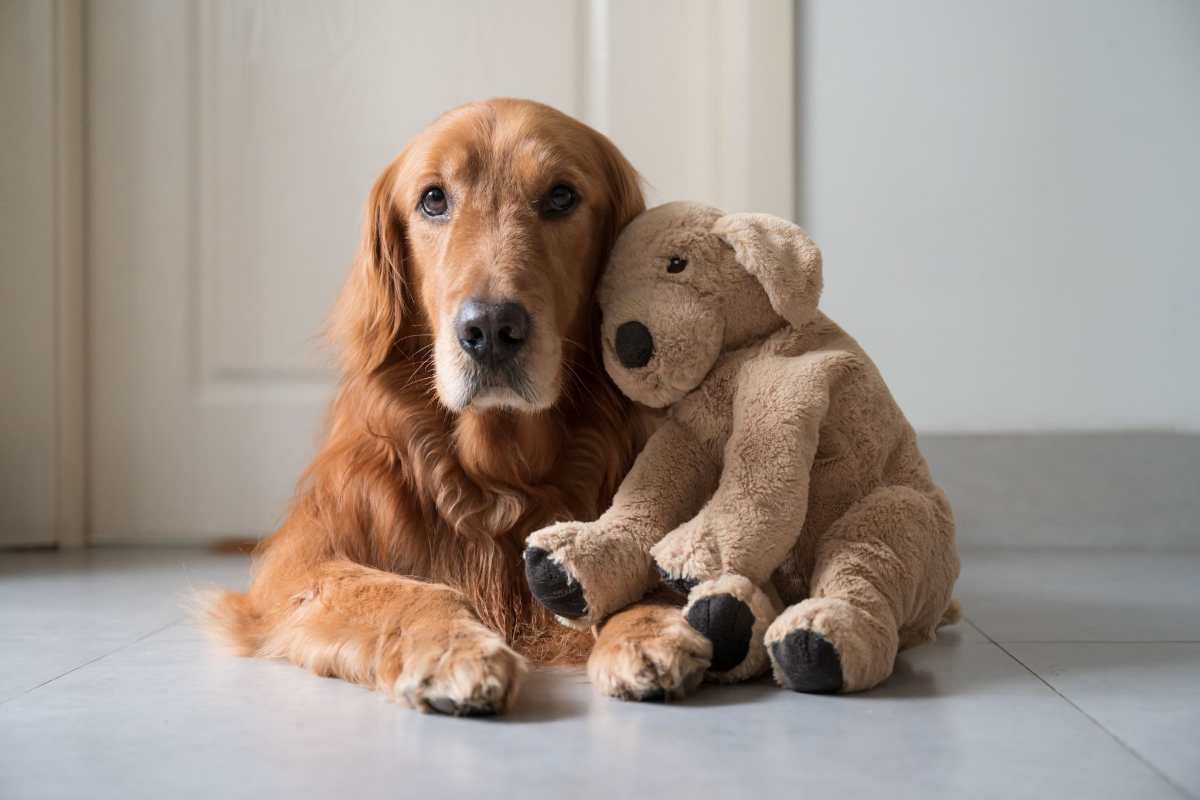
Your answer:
209;99;712;715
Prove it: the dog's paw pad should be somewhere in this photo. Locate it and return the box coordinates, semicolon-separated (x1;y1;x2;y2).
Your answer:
685;593;755;673
424;696;500;717
523;547;587;619
394;628;526;715
637;687;668;703
769;628;844;693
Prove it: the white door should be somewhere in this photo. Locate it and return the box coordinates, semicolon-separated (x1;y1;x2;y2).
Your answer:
86;0;794;543
0;0;83;548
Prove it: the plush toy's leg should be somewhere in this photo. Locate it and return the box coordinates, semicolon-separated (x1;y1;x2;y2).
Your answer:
524;420;719;628
765;485;958;693
681;575;781;683
524;521;655;630
650;354;833;592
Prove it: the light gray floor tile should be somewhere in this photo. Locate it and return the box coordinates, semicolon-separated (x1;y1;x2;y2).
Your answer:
0;635;125;703
937;617;990;643
0;549;248;701
0;548;247;639
959;550;1200;643
0;629;1182;800
1009;643;1200;799
2;547;1195;799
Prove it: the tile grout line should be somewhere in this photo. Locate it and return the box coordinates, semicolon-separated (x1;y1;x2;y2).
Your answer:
964;615;1197;800
0;618;184;708
991;640;1200;644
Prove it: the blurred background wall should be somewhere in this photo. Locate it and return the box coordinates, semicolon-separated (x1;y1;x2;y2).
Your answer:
1;0;1197;549
798;0;1200;433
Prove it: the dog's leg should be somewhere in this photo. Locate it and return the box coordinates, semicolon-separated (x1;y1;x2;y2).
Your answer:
586;592;712;702
208;555;526;716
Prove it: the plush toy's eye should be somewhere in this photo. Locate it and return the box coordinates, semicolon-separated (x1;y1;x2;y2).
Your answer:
667;256;688;273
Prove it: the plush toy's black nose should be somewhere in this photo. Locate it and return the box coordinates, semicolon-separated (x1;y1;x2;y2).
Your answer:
455;299;530;366
614;321;654;369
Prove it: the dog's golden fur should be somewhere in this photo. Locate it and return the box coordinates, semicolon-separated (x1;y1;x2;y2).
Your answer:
208;99;682;713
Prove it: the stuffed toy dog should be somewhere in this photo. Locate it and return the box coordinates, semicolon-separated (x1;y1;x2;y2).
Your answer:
525;202;960;693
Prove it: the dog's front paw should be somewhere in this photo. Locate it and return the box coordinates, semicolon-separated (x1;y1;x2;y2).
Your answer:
588;608;711;702
524;521;654;628
394;622;527;716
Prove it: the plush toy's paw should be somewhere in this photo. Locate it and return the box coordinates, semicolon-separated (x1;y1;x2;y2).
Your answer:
523;547;588;620
650;518;723;592
524;521;655;628
654;562;698;597
682;575;779;683
767;628;843;693
588;610;712;702
686;593;754;672
765;597;897;693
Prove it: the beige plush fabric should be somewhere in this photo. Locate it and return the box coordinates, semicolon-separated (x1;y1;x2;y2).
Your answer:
526;202;960;692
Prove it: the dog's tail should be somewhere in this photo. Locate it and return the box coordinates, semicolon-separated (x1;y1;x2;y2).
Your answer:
197;589;268;656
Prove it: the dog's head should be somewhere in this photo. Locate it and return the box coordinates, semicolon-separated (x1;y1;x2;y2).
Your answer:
598;202;823;407
332;98;643;413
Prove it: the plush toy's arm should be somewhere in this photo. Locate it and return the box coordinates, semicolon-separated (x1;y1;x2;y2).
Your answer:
525;419;719;627
651;350;859;587
601;418;719;539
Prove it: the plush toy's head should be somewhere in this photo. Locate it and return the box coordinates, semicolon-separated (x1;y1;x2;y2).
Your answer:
598;202;824;407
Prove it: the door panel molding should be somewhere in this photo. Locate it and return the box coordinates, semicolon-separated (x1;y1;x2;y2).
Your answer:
53;0;86;548
592;0;794;219
0;0;84;548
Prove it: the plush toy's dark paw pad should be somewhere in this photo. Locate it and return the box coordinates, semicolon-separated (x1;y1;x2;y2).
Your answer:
424;696;500;717
654;562;698;597
523;547;587;619
770;628;844;693
685;593;755;673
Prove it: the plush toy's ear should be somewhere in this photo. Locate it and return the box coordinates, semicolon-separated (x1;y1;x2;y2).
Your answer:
712;213;823;329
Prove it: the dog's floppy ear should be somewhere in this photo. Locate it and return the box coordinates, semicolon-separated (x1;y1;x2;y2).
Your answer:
712;213;823;329
329;158;409;375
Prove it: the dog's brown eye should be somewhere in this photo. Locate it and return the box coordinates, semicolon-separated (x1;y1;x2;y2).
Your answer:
420;187;448;217
544;184;577;216
667;256;687;273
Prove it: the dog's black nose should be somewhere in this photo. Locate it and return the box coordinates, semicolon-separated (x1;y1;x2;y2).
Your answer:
614;321;654;369
455;300;530;365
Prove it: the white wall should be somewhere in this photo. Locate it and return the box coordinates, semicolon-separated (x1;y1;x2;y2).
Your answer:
797;0;1200;433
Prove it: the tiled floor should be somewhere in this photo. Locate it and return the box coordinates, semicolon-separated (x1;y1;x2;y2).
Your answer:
1;548;1197;800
